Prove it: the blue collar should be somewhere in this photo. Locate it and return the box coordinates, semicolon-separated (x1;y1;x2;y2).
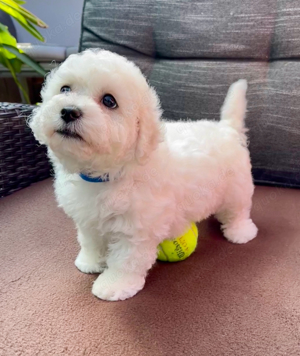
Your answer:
79;173;110;183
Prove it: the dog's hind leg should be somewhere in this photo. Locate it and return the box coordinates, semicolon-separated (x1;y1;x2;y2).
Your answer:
216;207;258;244
215;183;258;244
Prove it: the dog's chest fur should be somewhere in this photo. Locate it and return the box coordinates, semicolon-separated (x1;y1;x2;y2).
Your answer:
54;172;135;237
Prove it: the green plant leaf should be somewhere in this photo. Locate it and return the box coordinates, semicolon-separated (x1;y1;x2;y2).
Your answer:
2;54;30;103
2;44;46;76
0;47;23;72
0;0;48;28
12;0;26;4
0;23;17;45
0;2;45;41
0;23;17;56
0;24;22;70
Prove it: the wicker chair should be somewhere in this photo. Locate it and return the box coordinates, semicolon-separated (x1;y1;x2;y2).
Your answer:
0;103;51;198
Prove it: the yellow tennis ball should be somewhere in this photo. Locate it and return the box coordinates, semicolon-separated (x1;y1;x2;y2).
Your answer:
157;222;198;262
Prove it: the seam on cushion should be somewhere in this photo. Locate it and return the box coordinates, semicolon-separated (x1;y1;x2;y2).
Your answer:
268;1;278;60
79;0;87;53
81;27;154;58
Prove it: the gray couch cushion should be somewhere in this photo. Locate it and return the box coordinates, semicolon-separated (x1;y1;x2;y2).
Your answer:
80;0;300;188
81;0;277;59
272;0;300;59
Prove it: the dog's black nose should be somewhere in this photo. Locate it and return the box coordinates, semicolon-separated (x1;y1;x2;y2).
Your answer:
61;107;82;123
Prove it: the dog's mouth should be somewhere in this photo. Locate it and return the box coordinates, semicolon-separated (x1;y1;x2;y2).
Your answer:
56;128;83;141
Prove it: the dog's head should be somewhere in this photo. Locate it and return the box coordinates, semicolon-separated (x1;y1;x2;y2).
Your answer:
29;49;163;174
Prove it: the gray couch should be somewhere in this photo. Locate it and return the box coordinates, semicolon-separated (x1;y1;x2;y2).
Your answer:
1;1;300;355
81;0;300;188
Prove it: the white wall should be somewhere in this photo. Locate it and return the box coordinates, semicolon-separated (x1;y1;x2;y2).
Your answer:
12;0;85;47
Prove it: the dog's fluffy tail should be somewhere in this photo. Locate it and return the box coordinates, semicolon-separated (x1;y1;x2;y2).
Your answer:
220;79;248;137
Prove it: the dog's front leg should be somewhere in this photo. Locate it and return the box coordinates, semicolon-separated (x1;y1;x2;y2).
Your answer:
75;225;107;274
92;236;157;301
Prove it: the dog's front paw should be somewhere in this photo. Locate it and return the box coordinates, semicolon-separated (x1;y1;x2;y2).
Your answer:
75;250;106;274
92;269;145;301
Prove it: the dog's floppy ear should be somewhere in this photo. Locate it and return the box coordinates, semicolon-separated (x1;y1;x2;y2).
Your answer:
135;86;163;165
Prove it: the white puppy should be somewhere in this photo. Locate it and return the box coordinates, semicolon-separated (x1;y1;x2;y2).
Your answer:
30;49;258;301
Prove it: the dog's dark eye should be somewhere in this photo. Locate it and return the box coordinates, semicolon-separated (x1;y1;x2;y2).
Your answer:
102;94;118;109
60;86;71;93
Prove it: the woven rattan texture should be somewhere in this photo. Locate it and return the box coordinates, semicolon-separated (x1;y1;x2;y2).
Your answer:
0;103;51;198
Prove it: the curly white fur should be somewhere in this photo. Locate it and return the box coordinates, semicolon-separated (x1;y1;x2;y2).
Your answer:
29;49;257;301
